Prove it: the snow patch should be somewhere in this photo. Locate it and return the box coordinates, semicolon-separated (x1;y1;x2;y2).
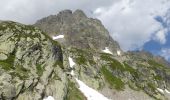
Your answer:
52;35;64;40
102;47;113;54
43;96;55;100
75;78;110;100
68;57;75;68
165;89;170;94
71;70;75;76
157;88;164;94
117;50;121;56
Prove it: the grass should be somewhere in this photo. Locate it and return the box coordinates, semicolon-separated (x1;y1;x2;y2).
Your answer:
75;55;87;65
8;63;30;80
101;53;125;72
101;66;125;91
147;82;157;93
154;75;163;80
65;80;87;100
123;62;139;78
0;53;15;71
148;60;164;68
36;64;44;76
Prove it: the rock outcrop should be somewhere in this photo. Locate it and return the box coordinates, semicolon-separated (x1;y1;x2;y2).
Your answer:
35;10;121;56
0;10;170;100
0;21;67;100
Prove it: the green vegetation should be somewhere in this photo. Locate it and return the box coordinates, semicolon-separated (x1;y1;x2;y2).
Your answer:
0;51;30;80
109;59;125;71
65;80;87;100
75;55;87;65
0;54;15;71
123;62;139;78
101;53;125;72
154;75;163;80
88;59;96;65
36;64;44;76
100;53;115;61
148;60;164;68
101;66;125;91
70;47;95;65
147;82;156;92
10;64;30;80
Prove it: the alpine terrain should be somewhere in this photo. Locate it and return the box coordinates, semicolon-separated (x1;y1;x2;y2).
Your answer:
0;10;170;100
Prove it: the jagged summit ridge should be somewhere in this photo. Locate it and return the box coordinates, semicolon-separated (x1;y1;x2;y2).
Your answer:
34;9;121;55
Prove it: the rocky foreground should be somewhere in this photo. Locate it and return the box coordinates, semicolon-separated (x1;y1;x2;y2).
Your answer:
0;10;170;100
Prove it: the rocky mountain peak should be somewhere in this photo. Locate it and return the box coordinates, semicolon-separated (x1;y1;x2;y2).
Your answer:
34;10;121;55
73;9;87;19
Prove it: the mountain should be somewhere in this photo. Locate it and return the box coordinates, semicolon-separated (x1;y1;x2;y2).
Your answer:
0;10;170;100
34;10;120;54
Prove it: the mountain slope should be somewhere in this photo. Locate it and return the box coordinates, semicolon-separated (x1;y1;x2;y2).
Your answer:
0;10;170;100
35;10;170;100
0;21;68;100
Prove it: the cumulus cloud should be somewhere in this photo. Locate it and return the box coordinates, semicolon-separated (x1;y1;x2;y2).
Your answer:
154;29;167;44
94;0;170;51
0;0;115;24
160;48;170;61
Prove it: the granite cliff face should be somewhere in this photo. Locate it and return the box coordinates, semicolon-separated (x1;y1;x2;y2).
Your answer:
35;10;121;55
0;10;170;100
0;21;67;100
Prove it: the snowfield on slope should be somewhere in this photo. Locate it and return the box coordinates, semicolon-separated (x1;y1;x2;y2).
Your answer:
165;89;170;94
117;50;121;56
68;57;110;100
68;57;75;76
102;47;113;54
76;78;110;100
157;88;164;94
68;57;75;68
52;35;64;40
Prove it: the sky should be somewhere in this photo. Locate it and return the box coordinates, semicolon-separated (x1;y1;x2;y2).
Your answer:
0;0;170;61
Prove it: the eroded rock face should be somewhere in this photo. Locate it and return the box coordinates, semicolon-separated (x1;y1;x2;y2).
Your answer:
34;10;121;55
0;21;67;100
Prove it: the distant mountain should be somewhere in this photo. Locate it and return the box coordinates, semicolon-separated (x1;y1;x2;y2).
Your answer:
0;10;170;100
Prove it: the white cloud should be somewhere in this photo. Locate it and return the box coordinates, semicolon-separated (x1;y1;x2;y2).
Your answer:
160;48;170;61
94;0;170;51
0;0;116;24
154;29;167;44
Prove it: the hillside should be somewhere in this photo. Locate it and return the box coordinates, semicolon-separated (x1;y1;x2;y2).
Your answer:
0;10;170;100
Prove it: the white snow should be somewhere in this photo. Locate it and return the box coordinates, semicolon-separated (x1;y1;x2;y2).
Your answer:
67;56;110;100
102;47;113;54
157;88;164;94
75;78;110;100
52;35;64;40
71;70;75;76
68;57;75;68
43;96;55;100
68;57;76;76
165;89;170;94
117;50;121;56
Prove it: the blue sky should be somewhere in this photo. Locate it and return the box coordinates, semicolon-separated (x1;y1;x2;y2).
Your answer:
0;0;170;61
94;0;170;61
143;15;170;61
